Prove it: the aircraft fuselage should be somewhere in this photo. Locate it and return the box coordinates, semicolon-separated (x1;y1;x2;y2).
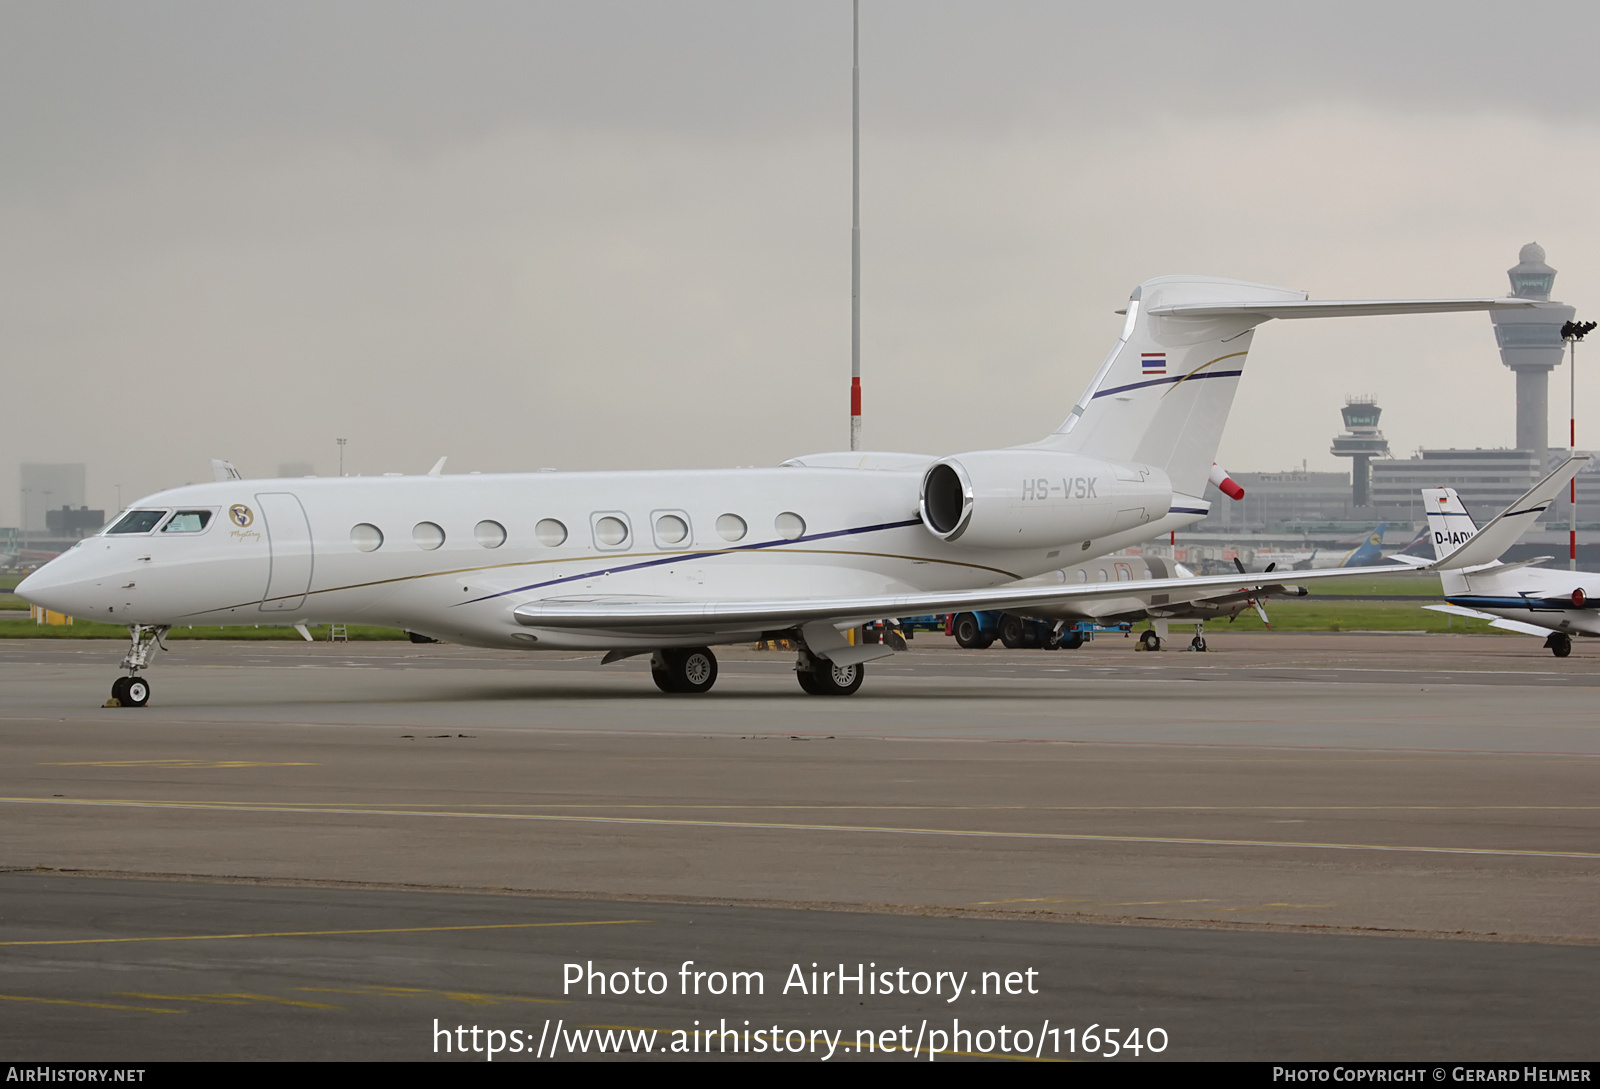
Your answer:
19;464;1191;651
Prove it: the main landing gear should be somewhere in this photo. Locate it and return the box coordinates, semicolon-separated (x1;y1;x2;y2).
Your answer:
1545;631;1573;658
794;648;864;696
107;624;169;708
651;647;719;694
643;641;867;696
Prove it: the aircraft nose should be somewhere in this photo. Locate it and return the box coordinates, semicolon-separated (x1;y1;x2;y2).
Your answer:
15;559;90;615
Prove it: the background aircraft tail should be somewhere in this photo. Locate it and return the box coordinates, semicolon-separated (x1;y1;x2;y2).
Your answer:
1341;523;1387;567
1424;489;1477;562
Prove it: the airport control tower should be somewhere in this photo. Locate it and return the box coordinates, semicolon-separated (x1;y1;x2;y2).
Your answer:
1330;396;1389;507
1491;243;1574;469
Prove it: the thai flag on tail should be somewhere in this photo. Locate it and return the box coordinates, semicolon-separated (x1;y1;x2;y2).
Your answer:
1141;352;1166;375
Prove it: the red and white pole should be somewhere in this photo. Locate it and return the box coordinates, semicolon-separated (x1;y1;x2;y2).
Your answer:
849;0;862;452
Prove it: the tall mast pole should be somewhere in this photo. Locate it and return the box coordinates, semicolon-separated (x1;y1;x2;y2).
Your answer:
850;0;862;451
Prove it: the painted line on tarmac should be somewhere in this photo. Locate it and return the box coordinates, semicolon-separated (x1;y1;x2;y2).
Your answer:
0;993;183;1013
6;796;1596;814
25;799;1589;813
3;796;1596;861
0;918;645;948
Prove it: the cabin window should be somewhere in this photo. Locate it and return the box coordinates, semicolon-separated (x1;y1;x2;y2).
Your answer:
351;524;384;552
1076;570;1088;583
1096;568;1108;582
475;520;507;548
592;513;630;549
653;513;690;547
413;522;446;550
160;510;213;533
536;518;567;547
716;514;747;542
775;512;806;540
107;510;168;535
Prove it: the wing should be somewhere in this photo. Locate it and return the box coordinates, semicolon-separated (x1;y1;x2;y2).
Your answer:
511;564;1408;635
1434;455;1588;570
1144;298;1538;320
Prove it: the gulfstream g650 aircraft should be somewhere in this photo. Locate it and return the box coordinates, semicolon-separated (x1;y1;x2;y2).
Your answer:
18;275;1531;705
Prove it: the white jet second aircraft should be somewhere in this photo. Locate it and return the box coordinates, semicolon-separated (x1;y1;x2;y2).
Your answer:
1415;455;1595;656
18;275;1532;705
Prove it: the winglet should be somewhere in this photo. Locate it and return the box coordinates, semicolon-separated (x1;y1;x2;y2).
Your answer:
427;457;448;476
210;459;243;482
1433;455;1589;570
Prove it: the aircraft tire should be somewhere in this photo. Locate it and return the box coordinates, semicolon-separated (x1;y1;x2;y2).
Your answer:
1191;636;1207;652
1139;630;1161;651
656;647;718;694
796;668;822;695
123;677;151;708
1548;633;1573;658
952;613;991;650
110;676;131;705
810;660;864;696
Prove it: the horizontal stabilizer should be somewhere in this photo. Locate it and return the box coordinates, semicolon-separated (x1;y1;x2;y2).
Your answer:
1434;456;1589;570
1146;298;1538;321
1422;604;1553;638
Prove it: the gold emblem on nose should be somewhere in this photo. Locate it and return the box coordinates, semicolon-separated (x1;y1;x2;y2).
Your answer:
229;504;254;527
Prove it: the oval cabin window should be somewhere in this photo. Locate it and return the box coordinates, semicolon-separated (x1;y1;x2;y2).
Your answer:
535;518;567;547
413;522;445;550
351;524;384;552
475;520;507;548
654;514;688;545
716;514;747;542
594;516;629;547
774;512;806;540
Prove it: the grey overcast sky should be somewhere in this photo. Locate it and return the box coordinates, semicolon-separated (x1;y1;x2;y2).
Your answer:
5;1;1600;519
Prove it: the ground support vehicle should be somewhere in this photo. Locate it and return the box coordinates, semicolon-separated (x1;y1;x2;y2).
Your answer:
948;611;1131;650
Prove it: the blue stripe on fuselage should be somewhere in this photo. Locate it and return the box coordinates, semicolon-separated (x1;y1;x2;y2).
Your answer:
456;518;925;606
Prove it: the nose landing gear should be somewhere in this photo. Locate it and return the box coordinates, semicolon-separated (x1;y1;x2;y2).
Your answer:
106;624;169;708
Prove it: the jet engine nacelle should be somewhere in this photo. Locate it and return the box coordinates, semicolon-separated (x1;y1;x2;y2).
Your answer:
919;450;1173;550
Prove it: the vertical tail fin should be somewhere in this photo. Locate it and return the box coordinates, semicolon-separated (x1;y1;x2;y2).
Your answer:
1423;488;1478;561
1040;276;1303;498
1040;279;1538;501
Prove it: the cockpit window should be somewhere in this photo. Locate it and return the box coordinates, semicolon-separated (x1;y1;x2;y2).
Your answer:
107;510;170;534
161;510;213;533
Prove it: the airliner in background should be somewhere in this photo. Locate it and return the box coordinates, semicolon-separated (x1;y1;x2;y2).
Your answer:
18;275;1533;705
1253;524;1390;571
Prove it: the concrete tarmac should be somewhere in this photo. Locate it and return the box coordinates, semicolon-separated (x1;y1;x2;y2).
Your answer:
1;633;1596;1061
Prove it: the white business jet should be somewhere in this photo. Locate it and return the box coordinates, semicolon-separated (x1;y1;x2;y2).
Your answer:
17;275;1531;705
1414;455;1595;656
